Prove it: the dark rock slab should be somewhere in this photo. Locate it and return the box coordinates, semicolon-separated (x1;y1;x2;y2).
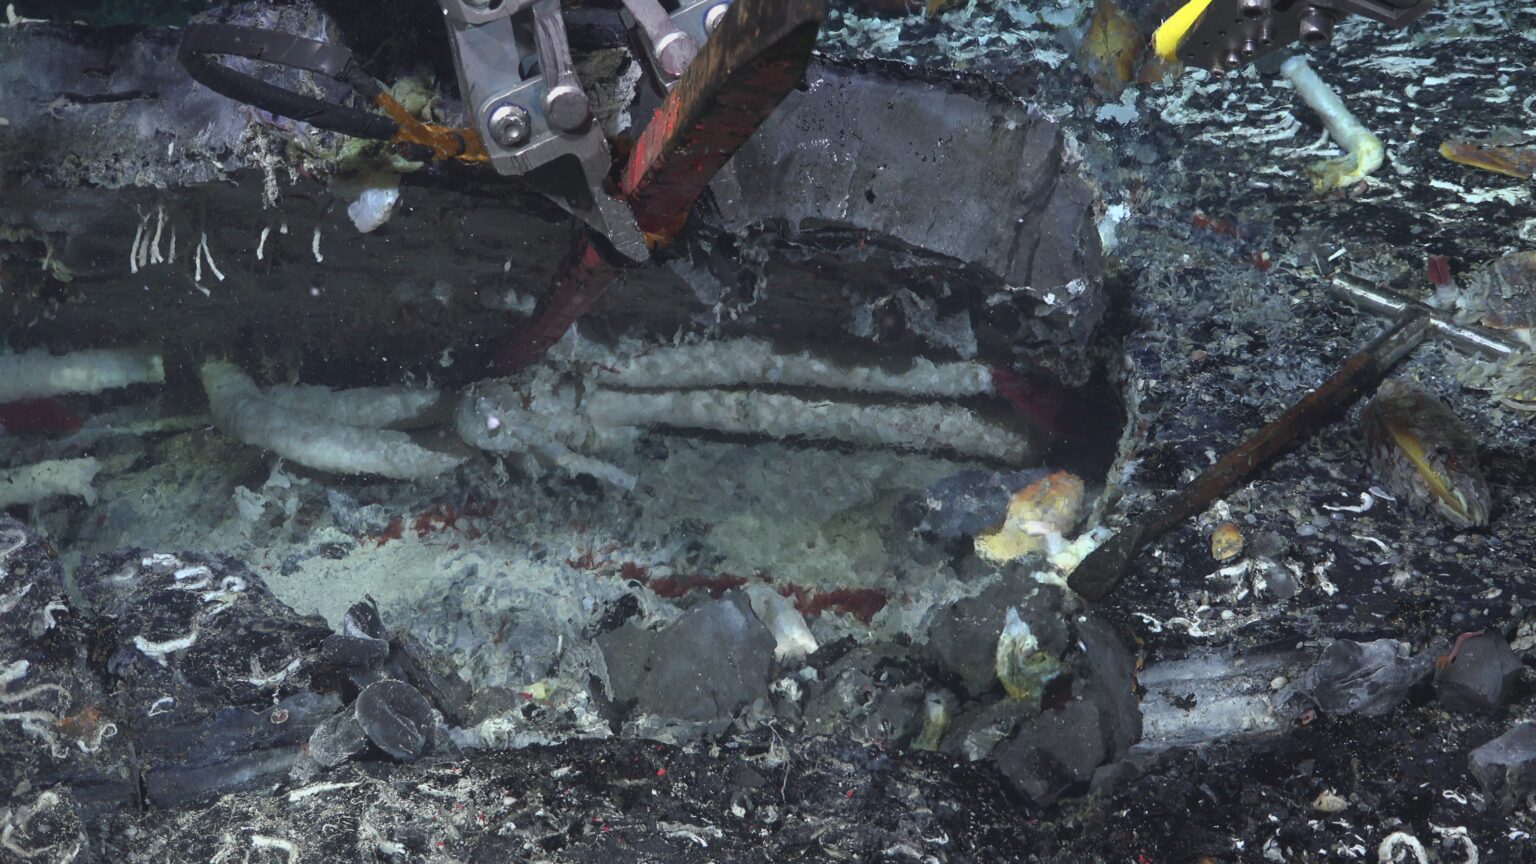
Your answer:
0;518;135;819
717;62;1104;367
76;549;330;719
1;11;1102;381
1436;634;1523;714
1469;723;1536;816
99;736;1040;863
71;548;331;807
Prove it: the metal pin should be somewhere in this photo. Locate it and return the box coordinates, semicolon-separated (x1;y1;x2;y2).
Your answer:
623;0;699;80
533;0;592;133
1328;272;1520;360
1299;5;1336;44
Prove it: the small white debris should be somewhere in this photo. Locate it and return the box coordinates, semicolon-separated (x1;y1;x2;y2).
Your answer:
149;205;166;264
196;232;225;282
249;834;299;863
287;781;361;803
1352;534;1392;554
257;226;271;261
346;178;402;233
1378;831;1428;864
1313;789;1349;813
312;225;324;263
1324;492;1375;513
1430;825;1478;864
133;630;199;666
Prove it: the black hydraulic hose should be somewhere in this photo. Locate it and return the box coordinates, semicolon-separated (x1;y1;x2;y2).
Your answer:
178;23;400;141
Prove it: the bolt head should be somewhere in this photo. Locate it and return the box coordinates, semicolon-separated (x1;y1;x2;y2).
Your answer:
704;2;730;33
1299;6;1335;44
542;84;592;134
1237;0;1270;17
488;103;530;148
654;31;698;80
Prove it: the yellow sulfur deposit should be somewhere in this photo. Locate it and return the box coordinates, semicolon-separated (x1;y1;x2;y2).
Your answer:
975;471;1086;563
1210;522;1244;562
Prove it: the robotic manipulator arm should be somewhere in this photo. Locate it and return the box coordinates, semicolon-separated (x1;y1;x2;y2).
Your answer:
439;0;728;263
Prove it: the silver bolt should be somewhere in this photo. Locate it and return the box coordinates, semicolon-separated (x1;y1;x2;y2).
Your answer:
1299;6;1335;44
1237;0;1270;17
488;103;530;148
704;2;730;34
542;83;591;133
653;31;698;80
1241;39;1258;58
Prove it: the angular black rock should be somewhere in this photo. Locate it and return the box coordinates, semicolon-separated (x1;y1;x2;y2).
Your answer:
1435;634;1523;714
354;679;436;761
391;631;476;727
322;598;391;670
1469;723;1536;815
924;575;1070;699
309;707;370;769
891;469;1048;563
321;634;391;670
989;616;1141;805
597;591;775;732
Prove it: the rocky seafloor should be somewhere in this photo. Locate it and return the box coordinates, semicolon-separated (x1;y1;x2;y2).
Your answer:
4;0;1536;861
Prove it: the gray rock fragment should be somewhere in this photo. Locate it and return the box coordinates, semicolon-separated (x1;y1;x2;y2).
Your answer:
1290;639;1430;718
391;631;476;727
802;647;926;745
597;592;774;734
1436;634;1523;714
1469;723;1536;815
326;491;395;538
